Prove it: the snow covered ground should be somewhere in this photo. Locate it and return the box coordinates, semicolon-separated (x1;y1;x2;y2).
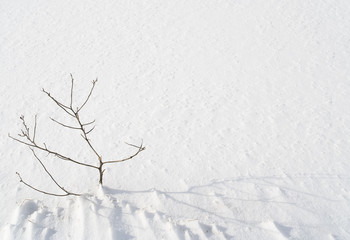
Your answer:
1;0;350;239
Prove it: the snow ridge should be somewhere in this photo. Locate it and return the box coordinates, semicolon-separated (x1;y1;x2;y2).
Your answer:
1;188;232;240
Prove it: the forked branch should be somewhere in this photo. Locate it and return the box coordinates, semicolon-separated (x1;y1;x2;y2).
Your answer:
16;172;72;197
15;148;80;196
104;141;146;164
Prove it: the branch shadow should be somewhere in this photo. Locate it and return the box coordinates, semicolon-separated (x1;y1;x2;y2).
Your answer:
102;173;346;238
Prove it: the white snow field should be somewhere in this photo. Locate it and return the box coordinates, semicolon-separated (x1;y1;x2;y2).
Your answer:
1;0;350;239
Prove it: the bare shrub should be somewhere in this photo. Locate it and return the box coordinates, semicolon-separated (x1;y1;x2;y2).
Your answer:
9;75;145;196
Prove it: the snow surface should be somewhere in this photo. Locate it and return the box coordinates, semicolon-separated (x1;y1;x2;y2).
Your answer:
1;0;350;239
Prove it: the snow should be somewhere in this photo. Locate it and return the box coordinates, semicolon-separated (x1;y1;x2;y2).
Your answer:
1;0;350;239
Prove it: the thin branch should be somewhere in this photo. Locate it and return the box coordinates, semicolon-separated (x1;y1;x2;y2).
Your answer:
80;130;100;159
42;148;98;169
33;115;37;142
9;134;98;169
77;79;97;113
9;134;36;148
103;142;145;164
29;148;79;195
42;89;70;109
42;89;75;117
82;119;95;126
20;116;31;141
50;117;80;130
86;126;95;135
16;172;75;197
125;141;143;149
75;112;101;160
70;73;74;109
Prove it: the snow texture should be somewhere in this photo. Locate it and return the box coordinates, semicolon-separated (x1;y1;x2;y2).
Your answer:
1;0;350;239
